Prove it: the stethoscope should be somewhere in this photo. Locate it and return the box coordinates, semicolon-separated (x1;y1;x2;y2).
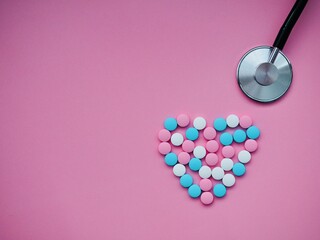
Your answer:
237;0;308;103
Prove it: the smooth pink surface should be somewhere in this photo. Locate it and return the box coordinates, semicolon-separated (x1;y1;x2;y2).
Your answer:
199;179;213;191
182;140;194;153
205;140;219;152
158;129;171;142
203;127;216;140
177;113;190;127
205;153;218;166
245;139;258;152
222;145;235;158
178;152;190;165
0;0;320;240
200;192;214;205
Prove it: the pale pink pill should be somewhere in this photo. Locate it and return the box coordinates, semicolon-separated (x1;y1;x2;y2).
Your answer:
158;142;171;155
158;129;171;142
200;192;214;205
206;140;219;153
177;114;189;127
245;139;258;152
178;152;191;165
240;115;253;129
222;146;235;158
205;153;219;166
182;140;195;153
200;179;213;191
203;127;217;140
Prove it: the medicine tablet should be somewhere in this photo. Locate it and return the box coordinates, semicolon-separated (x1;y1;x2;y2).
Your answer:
221;158;234;171
158;142;171;155
233;129;247;143
205;153;218;166
221;146;235;158
238;150;251;164
213;118;227;131
232;163;246;176
164;117;178;131
200;179;213;191
178;152;191;165
189;158;202;171
158;129;171;142
213;184;227;198
247;126;260;140
188;184;202;198
200;192;214;205
212;167;225;180
226;114;239;128
240;115;252;129
180;174;193;188
245;139;258;152
193;146;206;159
164;152;178;166
220;132;233;146
206;140;219;153
199;166;212;179
173;164;186;177
182;140;195;153
193;117;206;130
177;114;189;127
171;133;184;146
186;127;199;141
222;174;236;187
203;127;216;140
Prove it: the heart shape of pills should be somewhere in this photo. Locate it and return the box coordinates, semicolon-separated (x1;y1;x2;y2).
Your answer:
158;114;260;205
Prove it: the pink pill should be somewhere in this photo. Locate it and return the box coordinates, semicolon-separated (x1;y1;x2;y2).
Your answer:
205;153;219;166
200;192;214;205
158;129;171;142
203;127;217;140
245;139;258;152
182;140;195;153
200;179;213;191
240;115;252;129
178;152;191;164
177;114;189;127
158;142;171;155
206;140;219;153
222;146;235;158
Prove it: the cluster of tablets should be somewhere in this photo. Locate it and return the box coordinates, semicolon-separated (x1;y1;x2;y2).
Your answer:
158;114;260;205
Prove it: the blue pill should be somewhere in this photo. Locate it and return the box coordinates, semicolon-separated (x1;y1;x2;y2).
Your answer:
164;117;178;131
247;126;260;140
164;152;178;166
189;158;202;171
213;118;227;131
220;132;233;146
186;127;199;141
188;184;201;198
232;162;246;176
180;174;193;188
213;184;227;198
233;129;247;143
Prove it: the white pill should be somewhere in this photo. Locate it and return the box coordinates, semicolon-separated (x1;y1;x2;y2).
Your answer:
199;166;212;179
193;117;207;130
171;133;184;146
221;158;234;171
226;114;239;128
238;150;251;164
222;174;236;187
193;146;206;159
173;164;186;177
212;167;225;180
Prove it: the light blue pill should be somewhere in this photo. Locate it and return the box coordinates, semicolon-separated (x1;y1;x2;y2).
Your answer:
213;184;227;198
180;174;193;188
214;118;227;131
189;158;202;171
188;184;201;198
164;152;178;166
220;132;233;146
186;127;199;141
232;162;246;176
233;129;247;143
164;117;178;131
247;126;260;140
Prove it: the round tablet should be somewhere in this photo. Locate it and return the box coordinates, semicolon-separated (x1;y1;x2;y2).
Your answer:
173;164;186;177
233;129;247;143
193;117;207;130
199;179;213;191
189;158;202;171
205;153;219;166
193;146;206;159
164;117;178;131
158;142;171;155
171;133;184;146
206;140;219;153
180;174;193;188
213;184;227;198
158;129;171;142
245;139;258;152
178;152;191;165
240;115;252;129
247;126;260;140
226;114;239;128
220;132;233;146
212;167;225;180
200;192;214;205
164;152;178;166
203;127;216;140
182;140;195;153
213;118;227;131
177;114;189;127
232;163;246;176
186;127;199;141
188;184;201;198
221;158;234;171
199;166;212;179
238;150;251;164
222;174;236;187
221;146;235;158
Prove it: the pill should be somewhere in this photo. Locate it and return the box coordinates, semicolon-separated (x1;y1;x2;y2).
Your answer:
186;127;199;141
158;129;171;142
240;115;252;129
222;174;236;187
199;179;213;191
164;152;178;166
206;140;219;152
193;146;206;159
213;184;227;198
213;118;227;131
238;150;251;164
245;139;258;152
233;129;247;143
200;192;214;205
158;142;171;155
205;153;219;166
221;146;235;158
180;174;193;188
189;158;202;171
232;163;246;176
212;167;225;180
188;184;202;198
164;117;178;131
177;114;189;127
171;133;184;146
247;126;260;140
173;164;186;177
182;140;195;153
220;132;233;146
226;114;239;128
178;152;191;165
203;127;216;140
221;158;234;171
199;166;212;179
193;117;207;130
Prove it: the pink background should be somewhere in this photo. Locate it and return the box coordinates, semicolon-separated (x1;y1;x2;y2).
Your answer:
1;0;320;239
